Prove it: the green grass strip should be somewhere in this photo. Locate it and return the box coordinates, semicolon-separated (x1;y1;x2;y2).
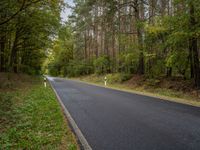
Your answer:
0;83;78;150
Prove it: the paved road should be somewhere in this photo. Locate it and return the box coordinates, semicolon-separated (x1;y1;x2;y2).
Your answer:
48;77;200;150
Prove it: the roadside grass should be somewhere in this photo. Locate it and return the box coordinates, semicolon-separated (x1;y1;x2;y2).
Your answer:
0;74;78;150
71;74;200;107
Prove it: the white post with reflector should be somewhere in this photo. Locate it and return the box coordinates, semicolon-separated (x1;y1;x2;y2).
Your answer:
104;76;107;86
44;77;47;88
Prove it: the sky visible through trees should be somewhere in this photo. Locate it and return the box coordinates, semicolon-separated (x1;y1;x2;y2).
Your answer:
61;0;74;22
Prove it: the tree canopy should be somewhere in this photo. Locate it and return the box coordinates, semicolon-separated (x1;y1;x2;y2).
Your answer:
0;0;63;74
47;0;200;88
1;0;200;88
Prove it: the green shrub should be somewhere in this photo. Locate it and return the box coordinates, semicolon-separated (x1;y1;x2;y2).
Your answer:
118;52;139;74
145;57;165;78
146;78;161;86
94;55;110;75
121;73;132;82
107;73;132;84
67;60;93;77
165;50;189;78
107;74;122;83
48;62;61;76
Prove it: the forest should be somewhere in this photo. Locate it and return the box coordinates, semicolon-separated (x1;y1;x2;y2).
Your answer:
0;0;62;74
1;0;200;89
47;0;200;89
1;1;200;149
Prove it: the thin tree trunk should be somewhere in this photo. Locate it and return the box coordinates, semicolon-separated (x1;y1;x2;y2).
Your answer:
10;31;19;73
135;1;144;74
0;35;6;72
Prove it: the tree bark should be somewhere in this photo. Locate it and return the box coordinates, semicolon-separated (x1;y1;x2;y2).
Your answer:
0;35;6;72
135;0;144;74
10;31;19;73
189;1;200;88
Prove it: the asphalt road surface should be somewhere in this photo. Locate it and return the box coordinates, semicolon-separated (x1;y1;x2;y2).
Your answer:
48;77;200;150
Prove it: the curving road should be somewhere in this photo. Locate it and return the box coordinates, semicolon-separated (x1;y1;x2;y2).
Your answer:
48;77;200;150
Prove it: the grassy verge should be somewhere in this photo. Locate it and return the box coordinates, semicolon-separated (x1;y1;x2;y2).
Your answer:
71;74;200;107
0;73;79;149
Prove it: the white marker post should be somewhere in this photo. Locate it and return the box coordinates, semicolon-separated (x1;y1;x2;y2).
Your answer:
104;76;107;86
44;77;47;88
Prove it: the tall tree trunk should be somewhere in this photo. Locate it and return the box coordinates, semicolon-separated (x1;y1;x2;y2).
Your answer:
0;35;6;72
10;31;19;73
84;30;87;60
189;40;194;78
166;67;172;77
189;1;200;88
135;1;144;74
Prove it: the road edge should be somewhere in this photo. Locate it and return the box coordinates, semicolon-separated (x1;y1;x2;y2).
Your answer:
69;78;200;108
47;78;92;150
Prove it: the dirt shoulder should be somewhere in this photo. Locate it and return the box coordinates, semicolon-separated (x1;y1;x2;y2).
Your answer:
71;74;200;107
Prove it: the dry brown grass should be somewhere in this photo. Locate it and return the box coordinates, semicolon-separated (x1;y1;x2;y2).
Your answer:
0;72;40;92
125;75;200;98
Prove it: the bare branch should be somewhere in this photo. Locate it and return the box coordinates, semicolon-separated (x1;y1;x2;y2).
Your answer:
0;0;41;26
0;0;26;26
